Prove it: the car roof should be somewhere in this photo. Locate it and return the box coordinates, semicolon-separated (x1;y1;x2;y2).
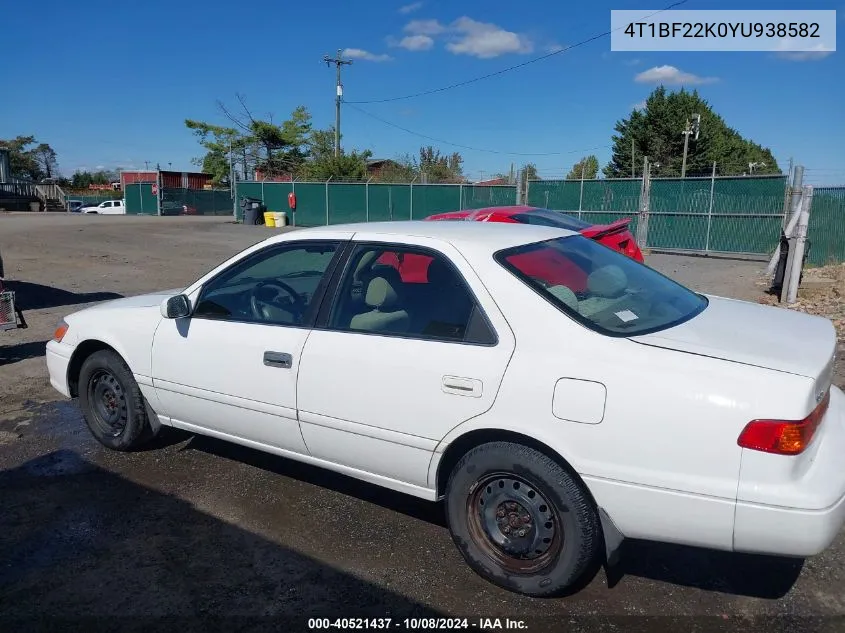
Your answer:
277;220;577;251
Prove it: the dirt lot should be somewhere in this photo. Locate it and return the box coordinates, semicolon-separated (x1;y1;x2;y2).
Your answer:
1;214;842;632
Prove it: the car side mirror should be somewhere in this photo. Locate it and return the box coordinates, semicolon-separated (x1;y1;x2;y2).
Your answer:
160;294;192;319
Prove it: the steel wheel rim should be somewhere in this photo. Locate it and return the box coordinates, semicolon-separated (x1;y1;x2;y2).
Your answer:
466;472;563;575
87;369;128;437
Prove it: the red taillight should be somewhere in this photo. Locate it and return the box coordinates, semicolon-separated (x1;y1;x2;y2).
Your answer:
738;391;830;455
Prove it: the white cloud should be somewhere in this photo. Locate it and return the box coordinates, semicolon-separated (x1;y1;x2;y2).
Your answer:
773;40;834;61
95;164;105;169
398;34;434;51
445;17;533;59
545;43;564;53
777;50;834;61
398;2;423;14
404;19;446;36
632;100;647;111
634;65;718;85
342;48;392;62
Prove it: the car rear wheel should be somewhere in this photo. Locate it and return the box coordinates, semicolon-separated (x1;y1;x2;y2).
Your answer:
445;441;600;597
78;350;157;451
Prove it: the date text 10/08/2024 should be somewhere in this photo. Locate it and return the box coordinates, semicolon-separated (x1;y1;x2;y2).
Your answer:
307;618;528;630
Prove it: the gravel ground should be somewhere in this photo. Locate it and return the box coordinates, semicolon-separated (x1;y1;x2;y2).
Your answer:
1;213;842;632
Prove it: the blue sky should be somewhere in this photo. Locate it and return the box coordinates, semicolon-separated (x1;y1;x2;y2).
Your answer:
2;0;842;184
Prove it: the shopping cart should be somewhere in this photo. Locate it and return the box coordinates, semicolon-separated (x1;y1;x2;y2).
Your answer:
0;284;27;331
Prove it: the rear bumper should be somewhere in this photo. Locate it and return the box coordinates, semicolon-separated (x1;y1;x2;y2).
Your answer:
733;385;845;557
46;340;73;398
734;491;845;557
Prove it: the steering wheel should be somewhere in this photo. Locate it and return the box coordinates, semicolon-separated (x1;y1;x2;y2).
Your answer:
249;280;306;322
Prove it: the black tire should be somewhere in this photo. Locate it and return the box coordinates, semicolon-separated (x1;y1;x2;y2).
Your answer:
445;441;600;597
78;350;156;451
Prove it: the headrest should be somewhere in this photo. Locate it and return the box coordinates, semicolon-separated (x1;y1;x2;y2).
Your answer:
365;276;400;310
586;265;627;298
427;258;456;287
548;285;579;311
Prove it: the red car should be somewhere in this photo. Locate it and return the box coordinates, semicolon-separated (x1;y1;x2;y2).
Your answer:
425;206;644;263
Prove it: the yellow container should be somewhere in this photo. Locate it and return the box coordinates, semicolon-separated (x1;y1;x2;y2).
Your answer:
263;211;276;227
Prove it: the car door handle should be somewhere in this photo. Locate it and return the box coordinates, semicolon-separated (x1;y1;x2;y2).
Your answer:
442;376;482;398
263;351;293;369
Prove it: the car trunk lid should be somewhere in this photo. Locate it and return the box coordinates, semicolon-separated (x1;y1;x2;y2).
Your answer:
629;294;836;380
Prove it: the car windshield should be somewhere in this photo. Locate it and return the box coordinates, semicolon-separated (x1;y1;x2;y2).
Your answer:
510;209;593;231
495;235;707;337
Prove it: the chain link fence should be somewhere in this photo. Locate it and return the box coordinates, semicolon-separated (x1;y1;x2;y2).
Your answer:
806;187;845;266
528;173;790;257
160;188;233;216
233;181;519;225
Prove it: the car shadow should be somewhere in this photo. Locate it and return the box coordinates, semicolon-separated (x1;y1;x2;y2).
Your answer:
0;340;48;366
185;434;448;528
607;538;804;600
186;435;803;600
3;280;122;311
0;450;447;622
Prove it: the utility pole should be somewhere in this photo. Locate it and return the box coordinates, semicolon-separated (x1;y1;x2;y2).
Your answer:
323;49;353;157
681;113;701;179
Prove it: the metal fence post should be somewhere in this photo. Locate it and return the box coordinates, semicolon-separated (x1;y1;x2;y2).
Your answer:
635;157;651;249
365;177;372;222
524;178;531;206
766;165;804;276
410;176;417;219
156;170;162;216
261;181;265;208
578;164;585;218
705;161;716;253
325;176;332;225
785;185;813;305
544;191;549;209
291;179;296;227
459;183;464;210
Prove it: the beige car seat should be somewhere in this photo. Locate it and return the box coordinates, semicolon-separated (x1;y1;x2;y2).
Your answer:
349;275;410;333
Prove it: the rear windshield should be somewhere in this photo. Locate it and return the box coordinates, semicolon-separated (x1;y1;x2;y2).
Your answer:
495;235;707;337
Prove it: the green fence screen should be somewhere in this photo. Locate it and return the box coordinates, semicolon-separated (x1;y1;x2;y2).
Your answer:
807;187;845;266
229;178;845;264
123;183;158;215
234;182;518;225
528;175;789;256
161;188;233;216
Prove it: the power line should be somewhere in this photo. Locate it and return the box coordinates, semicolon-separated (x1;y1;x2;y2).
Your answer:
345;0;690;104
346;102;611;157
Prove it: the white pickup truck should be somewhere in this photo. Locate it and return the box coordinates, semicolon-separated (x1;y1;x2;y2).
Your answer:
80;199;126;215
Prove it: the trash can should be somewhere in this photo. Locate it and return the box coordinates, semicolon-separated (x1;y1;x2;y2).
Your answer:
274;212;286;227
240;197;264;225
29;201;40;213
264;212;276;227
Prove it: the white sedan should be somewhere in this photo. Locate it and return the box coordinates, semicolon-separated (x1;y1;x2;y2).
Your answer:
45;221;845;596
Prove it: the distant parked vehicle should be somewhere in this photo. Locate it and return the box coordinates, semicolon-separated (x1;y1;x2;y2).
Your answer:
81;199;126;215
160;195;198;216
67;200;85;213
426;206;644;263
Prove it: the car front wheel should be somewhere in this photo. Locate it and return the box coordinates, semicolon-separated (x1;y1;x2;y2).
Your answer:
445;441;601;597
78;350;157;451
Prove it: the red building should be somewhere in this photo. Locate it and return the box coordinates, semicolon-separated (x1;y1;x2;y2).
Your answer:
119;170;214;190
